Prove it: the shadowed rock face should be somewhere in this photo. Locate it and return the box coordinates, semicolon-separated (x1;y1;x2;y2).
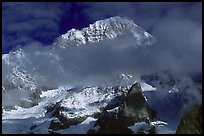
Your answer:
122;82;150;123
176;104;202;134
88;111;134;134
89;82;155;134
48;102;88;131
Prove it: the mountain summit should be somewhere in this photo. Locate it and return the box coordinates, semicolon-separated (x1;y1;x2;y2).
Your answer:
55;16;156;48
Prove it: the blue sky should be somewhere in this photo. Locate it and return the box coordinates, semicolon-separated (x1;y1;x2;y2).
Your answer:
2;2;201;54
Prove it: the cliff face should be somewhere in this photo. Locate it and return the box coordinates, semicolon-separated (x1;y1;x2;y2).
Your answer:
88;82;155;134
176;104;202;134
122;82;151;123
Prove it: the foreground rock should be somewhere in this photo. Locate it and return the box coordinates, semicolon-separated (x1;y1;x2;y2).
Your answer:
176;104;202;134
121;82;154;123
47;86;129;132
88;82;156;134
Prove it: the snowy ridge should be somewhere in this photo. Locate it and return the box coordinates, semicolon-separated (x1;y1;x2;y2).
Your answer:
52;85;130;119
2;49;38;91
56;16;156;48
2;81;155;119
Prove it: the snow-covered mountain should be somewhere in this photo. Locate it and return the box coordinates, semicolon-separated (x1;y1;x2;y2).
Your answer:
2;16;155;89
55;16;156;48
2;16;185;134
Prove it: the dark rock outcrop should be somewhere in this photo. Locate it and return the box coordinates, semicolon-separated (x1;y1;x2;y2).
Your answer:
89;82;156;134
121;82;152;123
88;111;134;134
47;103;87;131
176;104;202;134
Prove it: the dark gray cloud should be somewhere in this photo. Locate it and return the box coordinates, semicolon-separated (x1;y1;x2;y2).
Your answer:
66;2;202;106
79;2;202;76
2;2;64;53
81;2;201;30
151;18;202;75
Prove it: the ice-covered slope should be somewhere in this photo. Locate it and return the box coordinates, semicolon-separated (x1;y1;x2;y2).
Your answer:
55;16;156;48
2;82;157;134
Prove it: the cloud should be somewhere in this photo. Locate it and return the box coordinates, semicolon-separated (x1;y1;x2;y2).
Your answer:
146;18;202;76
81;2;201;30
78;2;202;106
2;2;202;109
2;2;64;53
80;2;202;75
